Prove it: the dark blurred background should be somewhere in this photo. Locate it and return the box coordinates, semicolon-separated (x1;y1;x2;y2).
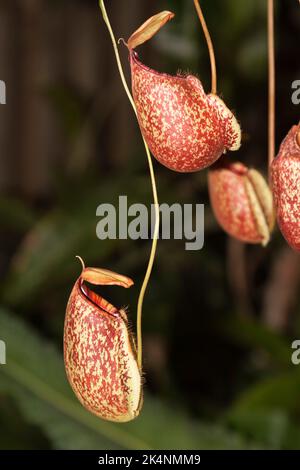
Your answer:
0;0;300;450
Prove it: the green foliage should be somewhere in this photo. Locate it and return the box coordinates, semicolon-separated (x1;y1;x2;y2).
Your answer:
1;0;299;451
223;315;300;449
0;197;37;232
0;308;257;450
223;315;292;366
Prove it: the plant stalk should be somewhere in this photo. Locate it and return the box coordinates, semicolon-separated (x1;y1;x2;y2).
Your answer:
193;0;217;94
99;0;160;371
268;0;276;169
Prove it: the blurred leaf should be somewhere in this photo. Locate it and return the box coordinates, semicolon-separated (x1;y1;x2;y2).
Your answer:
1;211;104;307
223;314;292;366
225;0;266;36
1;192;118;308
0;307;152;449
237;32;267;81
229;371;300;414
0;396;51;450
0;308;259;449
45;85;86;139
222;314;300;449
226;369;300;449
1;171;202;309
0;197;36;232
227;408;293;449
154;32;197;61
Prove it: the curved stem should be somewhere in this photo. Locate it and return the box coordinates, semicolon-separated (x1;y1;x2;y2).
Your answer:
136;141;160;370
268;0;276;170
99;1;136;114
193;0;217;94
99;1;160;371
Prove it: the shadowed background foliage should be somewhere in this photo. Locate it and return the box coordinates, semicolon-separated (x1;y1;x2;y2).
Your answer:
0;0;300;449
